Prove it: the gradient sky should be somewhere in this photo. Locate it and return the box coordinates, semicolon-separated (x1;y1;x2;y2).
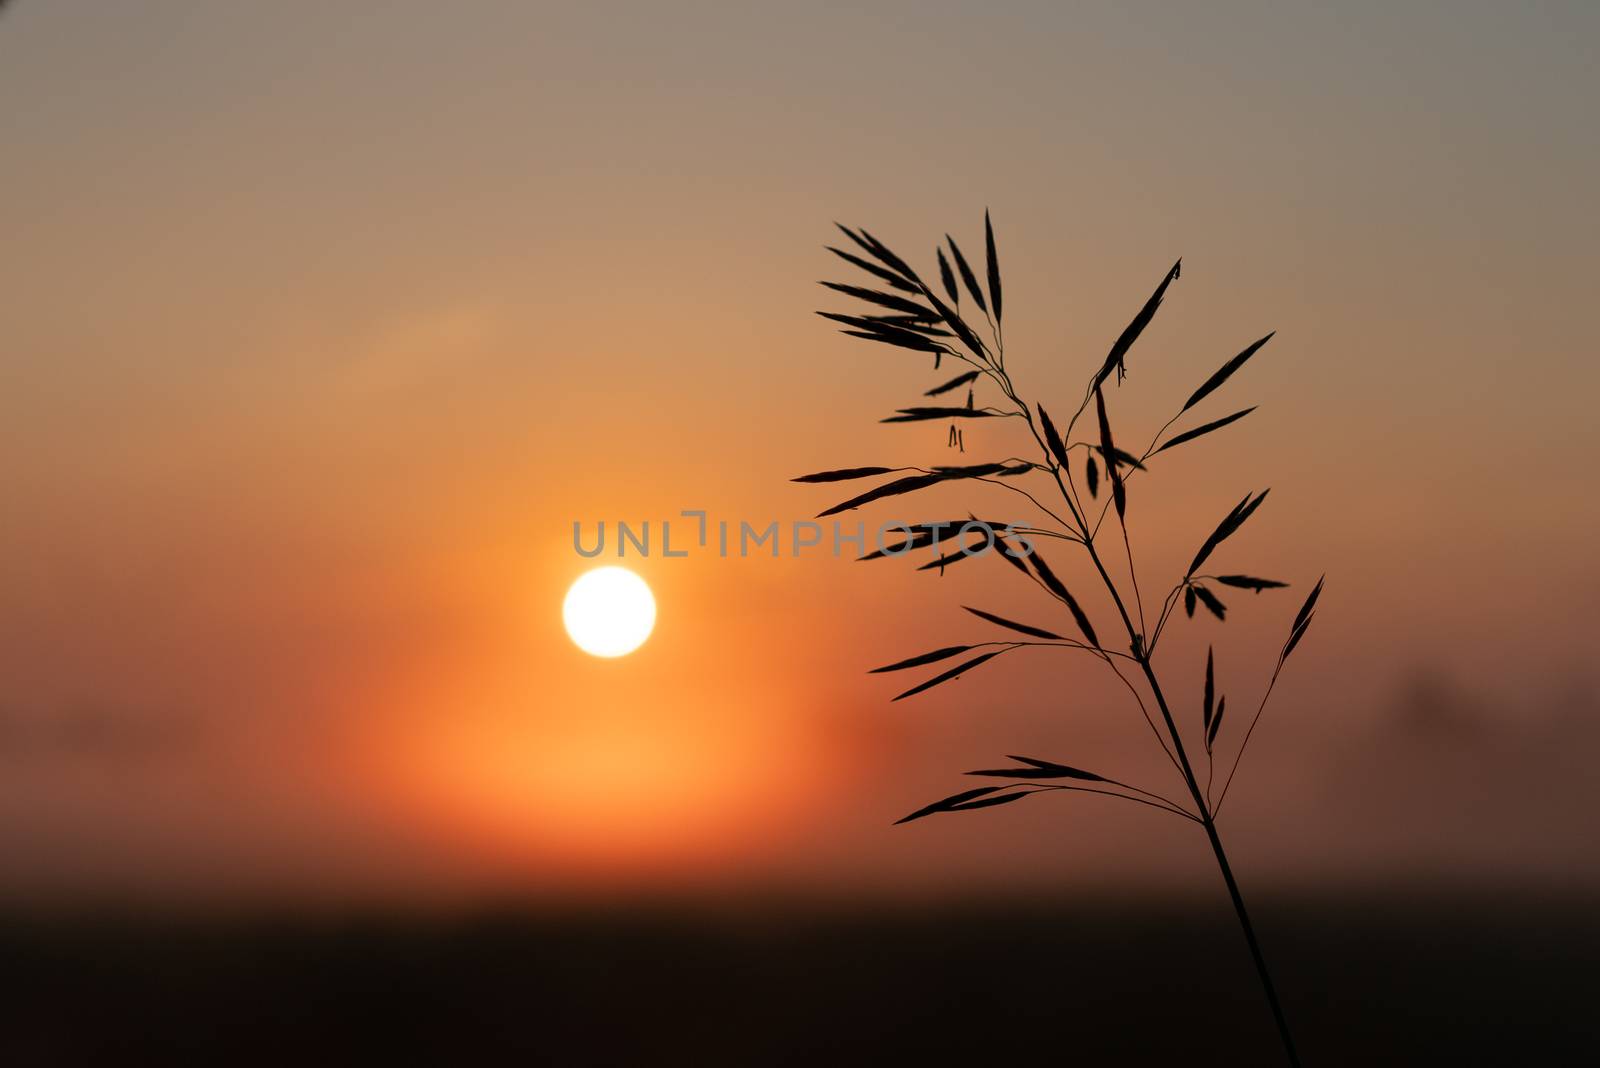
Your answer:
3;1;1597;905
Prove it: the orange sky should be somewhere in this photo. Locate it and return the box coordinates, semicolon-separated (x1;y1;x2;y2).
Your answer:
2;2;1598;905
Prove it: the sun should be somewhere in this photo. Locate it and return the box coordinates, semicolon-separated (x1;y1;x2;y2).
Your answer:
562;566;656;657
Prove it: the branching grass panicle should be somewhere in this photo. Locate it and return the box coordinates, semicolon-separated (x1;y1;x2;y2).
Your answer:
795;213;1324;1066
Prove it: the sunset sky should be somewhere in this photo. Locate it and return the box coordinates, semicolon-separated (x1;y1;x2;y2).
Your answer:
3;1;1598;906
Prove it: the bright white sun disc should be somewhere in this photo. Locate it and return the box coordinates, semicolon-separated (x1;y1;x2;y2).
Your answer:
562;566;656;657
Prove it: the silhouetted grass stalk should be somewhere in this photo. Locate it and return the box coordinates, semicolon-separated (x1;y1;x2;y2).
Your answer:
797;214;1324;1065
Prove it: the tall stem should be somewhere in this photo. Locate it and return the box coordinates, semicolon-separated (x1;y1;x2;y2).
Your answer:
1192;787;1302;1068
1081;532;1302;1067
1016;383;1301;1064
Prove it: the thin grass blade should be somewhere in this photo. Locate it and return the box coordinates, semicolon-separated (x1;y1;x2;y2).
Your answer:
919;284;988;356
1154;407;1257;454
1095;386;1127;519
792;466;898;483
1094;259;1181;387
1195;585;1228;620
1207;695;1226;750
946;235;988;314
1187;490;1270;576
882;407;997;423
818;464;1017;516
1281;613;1315;663
994;536;1033;577
864;314;950;336
857;227;925;287
925;370;980;397
946;789;1036;813
1291;575;1325;634
826;244;920;294
1090;444;1146;471
1028;551;1099;648
1215;575;1289;592
985;209;1002;322
837;328;946;355
937;248;959;303
894;784;1006;824
1037;404;1071;469
1182;333;1274;413
969;756;1105;781
870;645;975;674
963;606;1064;641
819;281;931;318
816;472;945;517
893;650;1004;701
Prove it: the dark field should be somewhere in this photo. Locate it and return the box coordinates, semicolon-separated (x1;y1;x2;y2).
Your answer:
4;889;1596;1065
